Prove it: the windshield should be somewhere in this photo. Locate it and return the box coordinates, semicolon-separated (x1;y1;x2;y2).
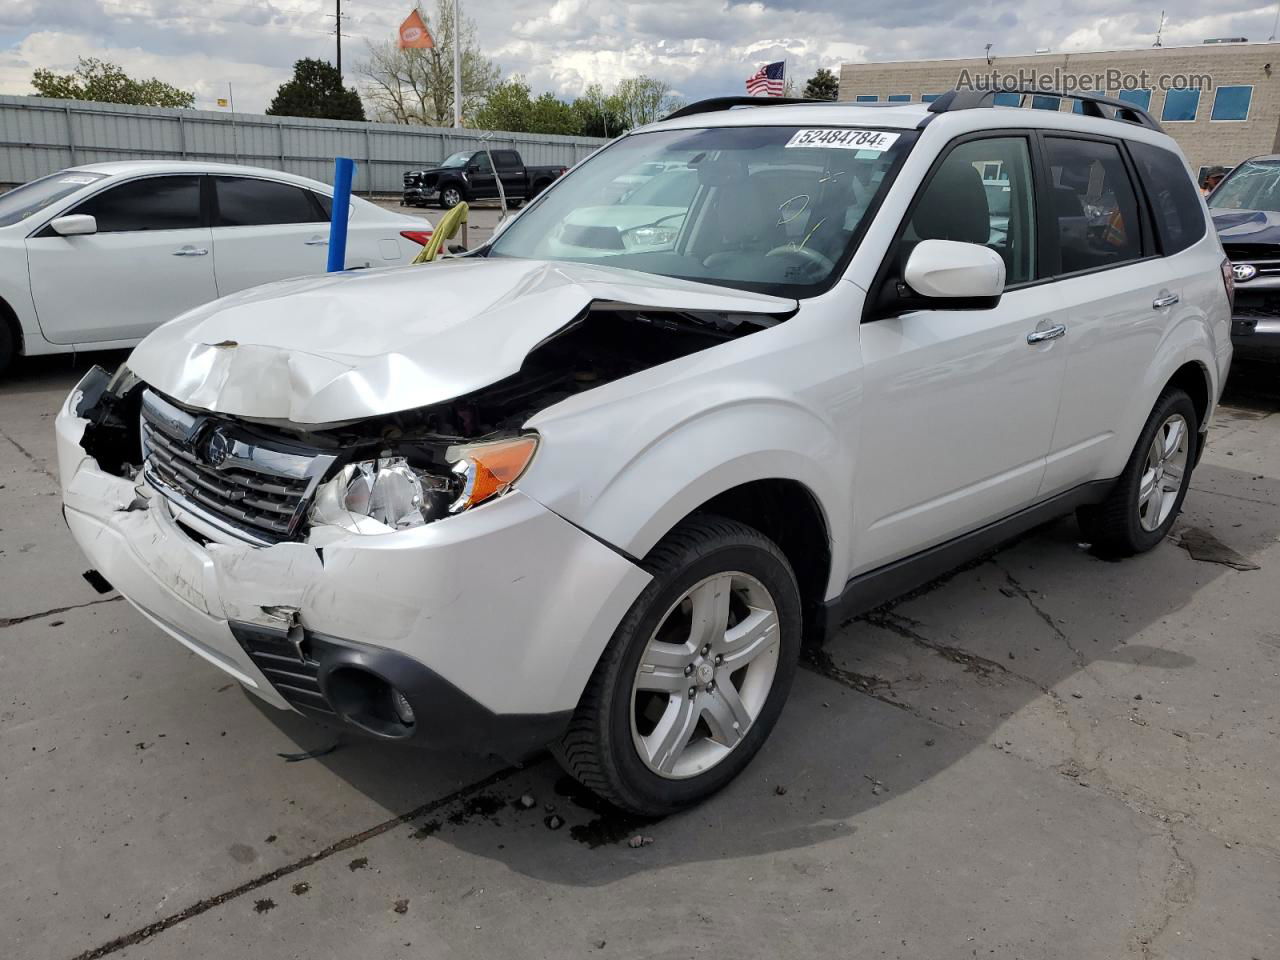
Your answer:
488;125;913;296
440;152;471;168
0;170;106;228
1208;161;1280;213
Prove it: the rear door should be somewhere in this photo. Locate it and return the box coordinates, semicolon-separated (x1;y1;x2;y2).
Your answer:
854;134;1069;571
209;176;331;295
1035;135;1183;494
495;151;526;198
25;174;215;344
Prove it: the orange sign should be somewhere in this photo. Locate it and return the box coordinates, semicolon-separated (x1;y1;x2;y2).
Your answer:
398;9;434;49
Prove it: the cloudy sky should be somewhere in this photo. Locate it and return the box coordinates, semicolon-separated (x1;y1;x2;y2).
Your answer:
1;0;1279;115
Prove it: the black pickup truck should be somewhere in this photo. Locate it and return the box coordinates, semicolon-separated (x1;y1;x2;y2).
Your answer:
402;149;568;210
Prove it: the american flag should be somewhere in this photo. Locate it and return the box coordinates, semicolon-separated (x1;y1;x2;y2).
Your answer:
746;61;785;97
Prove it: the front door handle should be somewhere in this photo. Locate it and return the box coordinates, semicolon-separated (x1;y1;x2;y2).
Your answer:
1152;292;1180;309
1027;323;1067;344
172;246;208;257
304;237;329;246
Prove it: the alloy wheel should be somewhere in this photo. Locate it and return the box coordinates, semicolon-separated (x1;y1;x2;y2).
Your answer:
1138;413;1189;532
629;572;780;779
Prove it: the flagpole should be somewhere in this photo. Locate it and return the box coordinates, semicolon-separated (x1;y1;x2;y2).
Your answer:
453;0;462;127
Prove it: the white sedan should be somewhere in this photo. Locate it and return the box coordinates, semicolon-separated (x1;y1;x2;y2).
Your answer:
0;160;433;373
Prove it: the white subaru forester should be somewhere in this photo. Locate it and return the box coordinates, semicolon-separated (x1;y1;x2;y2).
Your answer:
56;92;1233;815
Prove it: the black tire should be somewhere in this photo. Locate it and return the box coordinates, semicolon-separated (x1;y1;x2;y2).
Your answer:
1077;388;1199;557
555;514;802;816
0;319;14;377
440;186;464;210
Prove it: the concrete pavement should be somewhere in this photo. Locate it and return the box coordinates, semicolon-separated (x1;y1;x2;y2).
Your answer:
1;354;1277;960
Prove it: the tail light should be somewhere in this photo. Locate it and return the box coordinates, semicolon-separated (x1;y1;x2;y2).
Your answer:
1220;256;1235;313
400;229;433;246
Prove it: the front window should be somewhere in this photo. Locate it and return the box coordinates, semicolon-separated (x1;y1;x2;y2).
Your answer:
487;125;914;296
0;170;106;228
440;152;471;168
1208;160;1280;213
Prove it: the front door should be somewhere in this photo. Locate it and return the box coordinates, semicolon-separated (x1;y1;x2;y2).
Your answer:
852;135;1068;573
26;174;216;344
467;152;498;199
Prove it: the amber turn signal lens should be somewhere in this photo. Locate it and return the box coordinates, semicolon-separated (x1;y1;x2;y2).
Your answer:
448;435;539;512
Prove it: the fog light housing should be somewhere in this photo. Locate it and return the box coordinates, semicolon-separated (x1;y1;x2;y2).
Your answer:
391;688;416;726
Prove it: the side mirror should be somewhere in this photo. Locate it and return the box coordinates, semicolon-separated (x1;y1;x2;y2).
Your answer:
50;214;97;237
902;239;1005;303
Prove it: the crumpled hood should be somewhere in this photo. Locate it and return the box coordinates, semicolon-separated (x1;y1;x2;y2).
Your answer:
127;257;797;425
1211;208;1280;245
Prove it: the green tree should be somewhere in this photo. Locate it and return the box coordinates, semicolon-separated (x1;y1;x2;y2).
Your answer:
358;0;499;125
472;78;535;131
266;58;365;120
31;57;194;108
570;83;624;138
803;67;839;101
613;76;683;129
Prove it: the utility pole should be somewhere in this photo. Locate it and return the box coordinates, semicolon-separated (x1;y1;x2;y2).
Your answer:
453;0;462;127
329;0;347;77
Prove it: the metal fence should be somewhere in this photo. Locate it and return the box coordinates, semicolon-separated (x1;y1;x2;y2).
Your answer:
0;94;608;194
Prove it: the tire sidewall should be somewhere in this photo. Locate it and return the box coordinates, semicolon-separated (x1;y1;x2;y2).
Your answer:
599;536;802;813
1116;390;1199;551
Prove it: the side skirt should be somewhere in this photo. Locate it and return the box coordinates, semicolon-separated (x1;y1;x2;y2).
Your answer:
821;479;1115;637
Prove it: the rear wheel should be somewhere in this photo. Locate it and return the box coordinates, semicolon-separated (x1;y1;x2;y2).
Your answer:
555;515;801;816
0;319;14;377
1077;388;1198;556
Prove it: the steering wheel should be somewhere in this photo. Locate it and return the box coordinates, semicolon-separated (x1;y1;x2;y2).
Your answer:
765;244;835;276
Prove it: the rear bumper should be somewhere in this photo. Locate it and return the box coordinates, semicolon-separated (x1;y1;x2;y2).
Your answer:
56;373;651;760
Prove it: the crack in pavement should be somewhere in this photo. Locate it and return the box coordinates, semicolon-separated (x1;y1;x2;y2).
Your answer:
0;595;122;629
0;426;58;484
1188;485;1280;508
1136;825;1198;960
65;764;524;960
992;562;1088;670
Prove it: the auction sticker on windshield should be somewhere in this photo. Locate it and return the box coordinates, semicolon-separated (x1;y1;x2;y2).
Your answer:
785;129;900;152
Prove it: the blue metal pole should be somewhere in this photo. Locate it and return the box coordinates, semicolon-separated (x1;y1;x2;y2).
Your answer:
326;156;354;273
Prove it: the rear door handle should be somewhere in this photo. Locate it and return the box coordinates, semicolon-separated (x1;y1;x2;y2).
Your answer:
1152;292;1180;309
304;237;329;246
1027;323;1067;344
172;246;208;257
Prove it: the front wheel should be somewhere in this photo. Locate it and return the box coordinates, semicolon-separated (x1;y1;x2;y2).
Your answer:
440;186;463;210
555;515;801;816
1077;387;1198;556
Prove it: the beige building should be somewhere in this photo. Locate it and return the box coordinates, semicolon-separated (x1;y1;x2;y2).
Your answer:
839;42;1280;177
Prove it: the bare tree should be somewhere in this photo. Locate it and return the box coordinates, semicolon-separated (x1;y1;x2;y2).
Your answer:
357;0;499;125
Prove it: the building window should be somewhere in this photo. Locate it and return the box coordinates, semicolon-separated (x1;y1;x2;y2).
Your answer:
856;95;878;102
921;93;943;103
1032;95;1061;111
992;92;1022;107
1161;88;1201;122
887;94;911;102
1211;85;1252;121
1117;89;1153;111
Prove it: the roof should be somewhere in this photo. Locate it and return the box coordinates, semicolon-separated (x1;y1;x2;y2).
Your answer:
66;160;335;192
640;102;932;133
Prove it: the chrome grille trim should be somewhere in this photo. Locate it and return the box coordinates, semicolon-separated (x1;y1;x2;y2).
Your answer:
139;390;336;545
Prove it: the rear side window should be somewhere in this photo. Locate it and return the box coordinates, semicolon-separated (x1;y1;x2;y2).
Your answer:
1043;137;1144;274
214;177;325;226
69;176;201;232
1127;141;1206;255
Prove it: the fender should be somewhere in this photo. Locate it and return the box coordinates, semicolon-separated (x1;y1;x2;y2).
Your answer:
0;272;43;358
523;381;853;600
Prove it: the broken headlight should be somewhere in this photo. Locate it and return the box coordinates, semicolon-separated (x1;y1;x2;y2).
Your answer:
309;435;538;534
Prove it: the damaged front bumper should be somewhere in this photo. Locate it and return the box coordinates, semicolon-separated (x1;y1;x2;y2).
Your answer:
56;370;651;760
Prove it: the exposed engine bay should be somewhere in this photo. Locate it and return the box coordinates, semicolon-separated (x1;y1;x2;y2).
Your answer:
77;306;781;542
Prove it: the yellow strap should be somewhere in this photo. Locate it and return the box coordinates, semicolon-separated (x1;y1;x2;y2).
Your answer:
413;202;470;263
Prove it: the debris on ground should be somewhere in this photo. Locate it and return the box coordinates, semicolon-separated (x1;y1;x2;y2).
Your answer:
291;882;310;895
544;814;565;830
394;898;409;914
348;857;369;871
627;835;654;848
253;898;276;913
1176;527;1261;571
276;739;344;762
516;793;537;809
774;784;788;796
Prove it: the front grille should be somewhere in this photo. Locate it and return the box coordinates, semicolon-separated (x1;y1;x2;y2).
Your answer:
232;623;334;716
140;390;335;545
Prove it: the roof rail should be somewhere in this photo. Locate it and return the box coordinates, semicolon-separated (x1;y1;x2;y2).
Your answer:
662;96;830;121
926;89;1162;130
